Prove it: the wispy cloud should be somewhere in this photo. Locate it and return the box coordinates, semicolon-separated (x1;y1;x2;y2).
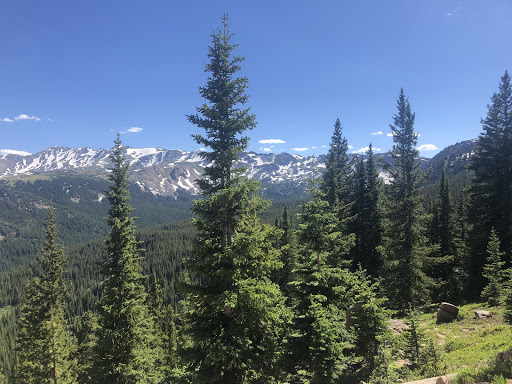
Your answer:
120;127;143;134
260;147;272;152
417;144;439;151
0;149;31;156
321;145;327;148
1;114;42;122
291;147;308;152
198;147;207;151
352;146;381;154
259;139;285;144
348;145;354;149
447;5;463;16
371;131;384;136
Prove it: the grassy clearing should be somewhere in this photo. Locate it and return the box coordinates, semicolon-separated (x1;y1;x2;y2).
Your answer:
418;303;512;373
390;302;512;382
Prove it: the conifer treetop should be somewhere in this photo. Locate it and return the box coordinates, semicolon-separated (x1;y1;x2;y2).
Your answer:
187;14;256;190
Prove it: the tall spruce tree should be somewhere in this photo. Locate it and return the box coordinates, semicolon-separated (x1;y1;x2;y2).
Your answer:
350;269;392;380
287;177;354;383
322;118;353;211
481;228;506;306
184;15;286;383
468;71;512;296
379;89;434;310
274;207;299;301
14;207;77;384
352;145;382;277
431;168;462;302
95;135;163;383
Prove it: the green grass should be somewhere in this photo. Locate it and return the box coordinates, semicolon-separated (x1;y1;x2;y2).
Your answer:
419;303;512;372
390;302;512;382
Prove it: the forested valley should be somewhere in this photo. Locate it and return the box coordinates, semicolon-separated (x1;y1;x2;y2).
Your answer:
1;15;512;384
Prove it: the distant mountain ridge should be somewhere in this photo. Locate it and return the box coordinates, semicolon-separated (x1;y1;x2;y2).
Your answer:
0;139;478;197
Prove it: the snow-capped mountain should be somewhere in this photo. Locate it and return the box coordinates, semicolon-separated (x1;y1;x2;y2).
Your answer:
0;139;478;198
0;146;326;197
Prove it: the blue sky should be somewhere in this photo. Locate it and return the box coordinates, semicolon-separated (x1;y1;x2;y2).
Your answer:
0;1;511;158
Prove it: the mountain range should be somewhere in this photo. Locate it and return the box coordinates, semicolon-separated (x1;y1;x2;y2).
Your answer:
0;138;478;199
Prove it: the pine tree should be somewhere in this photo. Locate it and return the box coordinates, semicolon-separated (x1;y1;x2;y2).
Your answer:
184;15;286;383
95;135;163;383
14;207;77;384
481;228;506;306
468;71;512;297
350;270;392;380
274;207;299;301
322;118;352;211
379;89;434;311
147;274;179;380
287;178;354;383
431;168;462;302
76;311;99;384
402;311;424;370
352;145;382;277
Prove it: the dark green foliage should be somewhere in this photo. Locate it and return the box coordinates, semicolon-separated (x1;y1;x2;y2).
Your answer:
147;274;180;380
95;136;163;383
273;207;299;301
322;118;352;210
402;311;424;369
184;15;286;383
287;180;354;383
76;311;99;384
402;311;443;376
0;308;16;381
481;228;506;306
468;71;512;297
350;270;392;379
13;207;77;384
352;145;383;277
380;89;434;311
185;182;287;383
430;168;464;302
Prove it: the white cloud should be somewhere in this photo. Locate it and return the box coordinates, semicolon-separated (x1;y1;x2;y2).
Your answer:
259;139;286;144
121;127;143;134
311;146;317;149
417;144;439;151
321;145;327;148
262;148;272;152
348;145;354;149
14;114;41;121
1;118;14;122
291;147;308;152
198;147;207;151
0;149;31;156
371;131;384;135
352;146;381;154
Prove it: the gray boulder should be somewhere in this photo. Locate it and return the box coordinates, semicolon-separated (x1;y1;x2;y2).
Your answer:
436;302;458;323
474;310;491;319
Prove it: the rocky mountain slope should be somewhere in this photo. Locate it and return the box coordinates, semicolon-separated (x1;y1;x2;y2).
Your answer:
0;139;478;198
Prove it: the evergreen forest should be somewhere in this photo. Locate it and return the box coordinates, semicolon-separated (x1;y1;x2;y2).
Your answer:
1;15;512;384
